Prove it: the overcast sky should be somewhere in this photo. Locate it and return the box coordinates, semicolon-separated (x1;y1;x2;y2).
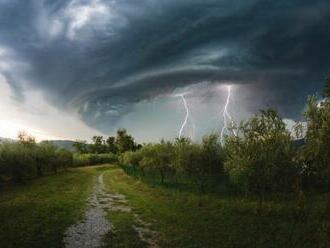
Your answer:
0;0;329;142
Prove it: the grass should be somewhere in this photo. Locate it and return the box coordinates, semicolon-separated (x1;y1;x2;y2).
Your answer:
1;165;329;248
103;167;330;248
103;211;148;248
0;167;96;248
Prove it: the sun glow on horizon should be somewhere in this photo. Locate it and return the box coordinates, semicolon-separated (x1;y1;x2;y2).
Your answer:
0;119;68;142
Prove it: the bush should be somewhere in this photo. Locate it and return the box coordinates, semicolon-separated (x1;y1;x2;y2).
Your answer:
56;149;73;170
73;153;118;167
0;143;37;183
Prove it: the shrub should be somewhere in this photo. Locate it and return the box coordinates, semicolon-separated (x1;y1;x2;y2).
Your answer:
0;143;37;183
73;153;118;167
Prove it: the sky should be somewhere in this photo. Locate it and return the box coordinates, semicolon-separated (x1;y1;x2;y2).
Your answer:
0;0;329;142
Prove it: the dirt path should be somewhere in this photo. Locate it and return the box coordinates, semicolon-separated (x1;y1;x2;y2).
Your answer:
63;172;159;248
63;173;111;248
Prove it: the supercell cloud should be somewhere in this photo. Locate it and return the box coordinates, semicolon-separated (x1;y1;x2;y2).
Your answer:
0;0;329;141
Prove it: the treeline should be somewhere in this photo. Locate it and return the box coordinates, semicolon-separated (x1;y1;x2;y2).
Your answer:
0;133;73;183
72;128;141;167
120;92;330;204
73;128;141;154
0;128;142;184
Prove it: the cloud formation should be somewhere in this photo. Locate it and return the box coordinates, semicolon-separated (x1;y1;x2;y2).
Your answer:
0;0;329;140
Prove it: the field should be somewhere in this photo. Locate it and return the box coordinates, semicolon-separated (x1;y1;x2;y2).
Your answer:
1;165;330;248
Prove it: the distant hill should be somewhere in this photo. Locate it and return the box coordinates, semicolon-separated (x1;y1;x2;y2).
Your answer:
40;140;76;152
0;137;15;144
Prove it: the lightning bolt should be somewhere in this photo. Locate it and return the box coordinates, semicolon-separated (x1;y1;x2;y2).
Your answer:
220;85;236;144
178;94;189;139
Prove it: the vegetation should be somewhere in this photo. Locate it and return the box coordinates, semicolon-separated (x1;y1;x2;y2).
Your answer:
323;75;330;98
0;167;95;248
224;109;298;203
73;128;140;154
0;133;73;184
304;95;330;189
103;167;330;248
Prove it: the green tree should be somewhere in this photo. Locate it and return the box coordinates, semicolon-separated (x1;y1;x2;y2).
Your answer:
90;136;107;154
106;136;117;153
323;75;330;98
115;129;136;153
139;142;174;184
224;109;297;203
201;134;224;177
304;96;330;188
73;140;89;154
36;141;58;174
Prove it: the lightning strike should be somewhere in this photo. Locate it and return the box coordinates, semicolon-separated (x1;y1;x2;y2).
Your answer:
220;85;236;145
178;94;189;139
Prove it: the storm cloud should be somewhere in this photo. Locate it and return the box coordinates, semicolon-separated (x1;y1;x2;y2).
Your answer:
0;0;329;140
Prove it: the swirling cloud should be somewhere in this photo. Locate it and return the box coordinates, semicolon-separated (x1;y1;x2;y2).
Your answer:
0;0;329;140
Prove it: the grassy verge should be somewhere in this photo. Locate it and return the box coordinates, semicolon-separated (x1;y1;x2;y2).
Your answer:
0;167;96;248
103;167;330;248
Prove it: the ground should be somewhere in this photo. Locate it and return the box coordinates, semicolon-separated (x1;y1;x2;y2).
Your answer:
0;165;329;248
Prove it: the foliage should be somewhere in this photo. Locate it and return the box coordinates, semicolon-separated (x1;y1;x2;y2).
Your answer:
224;109;297;198
139;141;175;184
73;129;139;154
0;134;74;184
73;153;118;167
115;129;137;153
0;142;37;183
303;96;330;188
323;75;330;98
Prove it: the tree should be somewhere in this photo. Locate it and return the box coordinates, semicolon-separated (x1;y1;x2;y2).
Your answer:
106;136;117;153
139;142;174;184
201;134;224;177
56;149;73;170
73;140;89;154
36;141;57;174
17;131;36;147
90;136;107;154
304;96;330;188
323;75;330;98
224;109;297;203
115;129;136;153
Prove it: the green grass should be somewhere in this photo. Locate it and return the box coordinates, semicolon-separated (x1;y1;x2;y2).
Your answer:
0;167;96;248
103;211;147;248
1;165;329;248
103;167;330;248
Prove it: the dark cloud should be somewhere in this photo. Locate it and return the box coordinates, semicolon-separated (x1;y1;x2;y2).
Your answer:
0;0;329;134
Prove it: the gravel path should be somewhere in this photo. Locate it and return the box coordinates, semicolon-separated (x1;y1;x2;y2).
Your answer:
63;173;111;248
63;171;159;248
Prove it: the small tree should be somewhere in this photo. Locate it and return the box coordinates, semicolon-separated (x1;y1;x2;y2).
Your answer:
139;142;174;184
224;109;297;204
73;140;89;154
115;129;136;153
106;136;117;153
323;75;330;98
304;96;330;188
90;136;107;154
